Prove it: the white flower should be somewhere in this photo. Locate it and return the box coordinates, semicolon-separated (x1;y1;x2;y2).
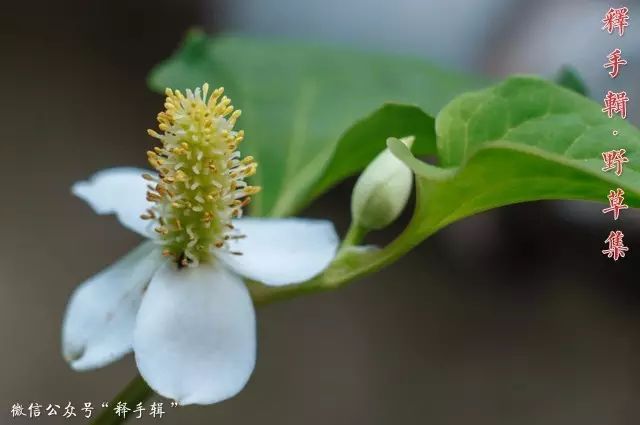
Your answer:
62;85;339;405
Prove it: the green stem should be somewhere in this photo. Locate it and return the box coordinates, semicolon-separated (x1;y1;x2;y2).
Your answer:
340;222;368;249
90;376;153;425
249;214;424;305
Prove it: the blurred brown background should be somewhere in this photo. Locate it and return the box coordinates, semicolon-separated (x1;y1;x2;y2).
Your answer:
2;0;640;424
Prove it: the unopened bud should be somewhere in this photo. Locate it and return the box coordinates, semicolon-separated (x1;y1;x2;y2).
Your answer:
351;136;414;230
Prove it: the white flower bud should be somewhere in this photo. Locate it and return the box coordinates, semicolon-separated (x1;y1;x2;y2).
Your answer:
350;136;414;230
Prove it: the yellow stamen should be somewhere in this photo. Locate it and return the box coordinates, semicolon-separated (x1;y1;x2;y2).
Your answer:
145;83;260;266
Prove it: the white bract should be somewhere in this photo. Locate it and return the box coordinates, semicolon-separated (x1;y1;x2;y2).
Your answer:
62;85;339;405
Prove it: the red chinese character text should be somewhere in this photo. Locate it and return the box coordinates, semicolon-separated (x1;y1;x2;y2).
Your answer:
602;230;629;261
602;7;630;36
602;188;629;220
601;149;629;176
602;91;629;119
604;48;627;78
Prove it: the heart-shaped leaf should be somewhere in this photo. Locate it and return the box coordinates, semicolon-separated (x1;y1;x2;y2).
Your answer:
149;31;485;216
389;76;640;245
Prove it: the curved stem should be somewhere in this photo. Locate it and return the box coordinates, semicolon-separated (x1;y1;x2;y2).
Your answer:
249;214;424;305
340;222;367;249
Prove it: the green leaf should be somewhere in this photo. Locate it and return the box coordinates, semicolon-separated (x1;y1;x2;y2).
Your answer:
302;103;436;209
389;76;640;244
555;65;589;97
149;31;485;216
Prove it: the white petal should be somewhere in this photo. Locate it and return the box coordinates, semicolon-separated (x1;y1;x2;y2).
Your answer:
219;218;339;287
62;241;163;371
133;262;256;405
72;167;155;237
